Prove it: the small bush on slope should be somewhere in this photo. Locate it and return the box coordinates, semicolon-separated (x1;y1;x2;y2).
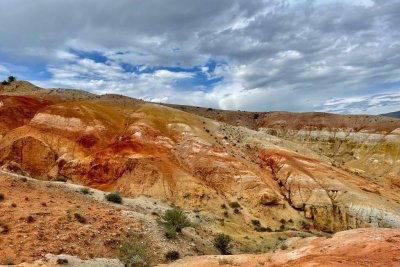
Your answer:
118;233;150;266
160;208;191;238
214;233;232;255
105;192;122;203
165;250;180;261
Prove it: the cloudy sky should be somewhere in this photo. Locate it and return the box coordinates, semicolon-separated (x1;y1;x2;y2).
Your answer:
0;0;399;114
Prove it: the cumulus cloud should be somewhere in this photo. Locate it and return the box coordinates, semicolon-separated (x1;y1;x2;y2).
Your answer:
0;65;8;75
320;91;400;114
0;0;400;114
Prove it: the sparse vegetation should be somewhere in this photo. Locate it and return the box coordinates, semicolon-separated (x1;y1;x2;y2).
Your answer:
26;215;34;223
218;257;234;265
105;192;122;203
118;233;150;267
214;233;232;255
3;259;14;265
251;219;268;232
1;76;16;86
160;208;191;238
251;219;261;228
165;250;180;261
80;187;90;194
56;258;69;265
164;225;177;239
229;201;240;209
74;212;87;223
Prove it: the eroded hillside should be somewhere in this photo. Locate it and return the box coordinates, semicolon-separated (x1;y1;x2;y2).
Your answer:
1;81;400;265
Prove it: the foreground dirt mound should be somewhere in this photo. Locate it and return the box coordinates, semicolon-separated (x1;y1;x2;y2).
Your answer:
0;174;139;265
159;228;400;267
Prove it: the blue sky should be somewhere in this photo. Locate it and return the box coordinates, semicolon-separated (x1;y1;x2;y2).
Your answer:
0;0;400;114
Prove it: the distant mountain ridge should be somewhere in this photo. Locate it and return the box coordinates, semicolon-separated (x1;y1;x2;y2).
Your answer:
382;111;400;118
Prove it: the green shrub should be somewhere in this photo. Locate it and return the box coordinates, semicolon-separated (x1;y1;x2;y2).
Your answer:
7;76;16;83
229;201;240;209
161;208;191;233
1;80;9;86
105;192;122;203
165;250;180;261
80;187;90;194
164;225;177;239
56;258;68;265
118;233;150;266
251;220;261;228
213;233;231;255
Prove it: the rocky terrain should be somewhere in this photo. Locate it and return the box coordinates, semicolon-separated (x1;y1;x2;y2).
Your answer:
1;80;400;266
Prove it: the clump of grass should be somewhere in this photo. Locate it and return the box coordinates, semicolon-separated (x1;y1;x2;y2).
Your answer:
80;187;90;194
160;208;191;238
118;233;150;267
56;258;69;265
229;201;240;209
214;233;232;255
251;219;268;232
105;192;122;203
165;250;180;262
251;219;261;228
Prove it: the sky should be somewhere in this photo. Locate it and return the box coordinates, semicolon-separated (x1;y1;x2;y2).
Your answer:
0;0;399;114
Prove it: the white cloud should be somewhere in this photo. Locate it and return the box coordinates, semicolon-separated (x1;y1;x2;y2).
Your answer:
1;0;400;114
0;65;9;75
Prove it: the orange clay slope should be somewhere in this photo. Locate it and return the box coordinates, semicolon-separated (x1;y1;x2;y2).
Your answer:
0;82;399;236
158;228;400;267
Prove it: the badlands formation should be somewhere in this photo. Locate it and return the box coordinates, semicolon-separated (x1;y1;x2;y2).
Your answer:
1;80;400;266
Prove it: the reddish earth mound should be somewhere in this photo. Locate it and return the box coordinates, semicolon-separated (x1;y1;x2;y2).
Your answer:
0;174;139;264
160;228;400;267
